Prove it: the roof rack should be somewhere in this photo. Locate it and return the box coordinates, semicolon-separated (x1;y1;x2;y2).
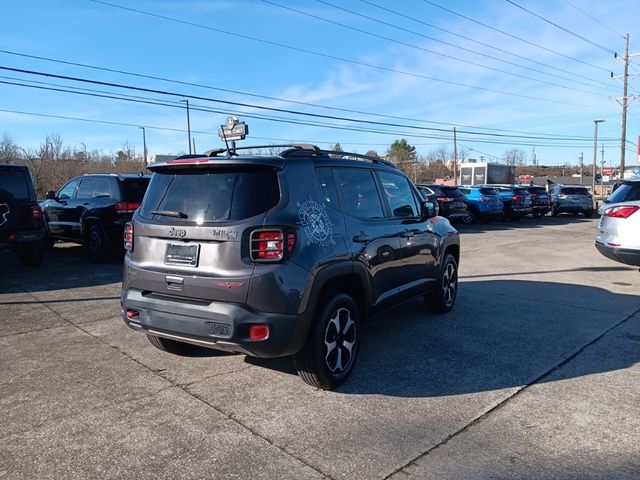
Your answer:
190;143;397;168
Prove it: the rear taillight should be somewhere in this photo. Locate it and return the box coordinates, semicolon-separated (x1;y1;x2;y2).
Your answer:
559;194;567;199
30;205;42;219
479;196;488;202
250;229;295;262
124;222;134;251
115;202;141;213
512;194;522;201
604;205;639;219
437;197;447;203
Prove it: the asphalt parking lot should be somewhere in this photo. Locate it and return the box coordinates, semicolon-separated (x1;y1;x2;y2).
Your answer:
1;215;639;480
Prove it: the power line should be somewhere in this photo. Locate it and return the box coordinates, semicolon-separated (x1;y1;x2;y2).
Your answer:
357;0;616;91
420;0;612;73
1;66;612;143
505;0;616;54
264;0;613;94
0;49;606;139
87;0;593;107
561;0;625;40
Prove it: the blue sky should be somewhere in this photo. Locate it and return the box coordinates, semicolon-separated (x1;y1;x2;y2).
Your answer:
1;0;639;167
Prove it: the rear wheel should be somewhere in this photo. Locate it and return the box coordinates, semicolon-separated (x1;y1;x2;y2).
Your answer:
584;209;594;218
293;293;359;390
147;334;194;355
16;242;44;266
533;211;544;218
425;253;458;313
462;208;476;224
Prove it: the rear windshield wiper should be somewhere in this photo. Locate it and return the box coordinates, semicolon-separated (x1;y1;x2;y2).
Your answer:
150;210;188;218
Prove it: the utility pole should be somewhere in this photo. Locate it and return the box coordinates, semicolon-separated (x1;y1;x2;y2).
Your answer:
180;99;192;154
139;126;147;167
593;120;605;197
453;126;458;185
620;34;629;180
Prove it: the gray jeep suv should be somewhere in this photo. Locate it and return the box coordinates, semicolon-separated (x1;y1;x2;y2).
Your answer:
121;145;460;389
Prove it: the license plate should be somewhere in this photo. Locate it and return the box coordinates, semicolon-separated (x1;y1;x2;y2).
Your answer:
453;202;465;208
165;243;199;267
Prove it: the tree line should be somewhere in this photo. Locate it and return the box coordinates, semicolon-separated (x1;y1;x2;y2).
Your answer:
1;132;571;198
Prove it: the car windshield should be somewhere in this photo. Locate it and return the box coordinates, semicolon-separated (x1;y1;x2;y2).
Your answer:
607;182;640;203
139;168;280;224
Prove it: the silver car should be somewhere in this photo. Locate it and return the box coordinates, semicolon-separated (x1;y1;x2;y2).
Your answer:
550;185;594;218
595;200;640;267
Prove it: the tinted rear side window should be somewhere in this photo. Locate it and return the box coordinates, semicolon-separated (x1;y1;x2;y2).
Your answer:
479;187;498;195
0;167;33;201
334;168;384;219
121;178;150;202
607;183;640;203
140;169;279;223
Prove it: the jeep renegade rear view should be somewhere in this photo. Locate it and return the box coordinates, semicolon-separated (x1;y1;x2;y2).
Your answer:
121;145;460;389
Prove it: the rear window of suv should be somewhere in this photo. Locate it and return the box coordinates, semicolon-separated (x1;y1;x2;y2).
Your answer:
140;168;279;223
121;178;150;202
561;187;589;195
0;167;33;202
478;187;499;195
607;182;640;203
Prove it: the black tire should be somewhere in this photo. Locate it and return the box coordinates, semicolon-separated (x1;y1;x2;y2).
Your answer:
462;208;476;224
584;209;594;218
16;242;45;266
425;253;458;313
293;293;360;390
147;334;194;355
533;211;544;218
86;224;109;263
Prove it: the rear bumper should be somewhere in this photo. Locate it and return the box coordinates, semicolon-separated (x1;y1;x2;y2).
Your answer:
554;204;592;213
121;288;310;358
0;229;46;249
595;242;640;267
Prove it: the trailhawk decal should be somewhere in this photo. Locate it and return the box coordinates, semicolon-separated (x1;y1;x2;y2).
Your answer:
297;200;334;247
0;204;9;226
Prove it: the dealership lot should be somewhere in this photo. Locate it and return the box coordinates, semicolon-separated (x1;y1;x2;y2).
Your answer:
1;216;639;479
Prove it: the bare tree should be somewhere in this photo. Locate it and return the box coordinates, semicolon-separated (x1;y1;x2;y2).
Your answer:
502;148;527;166
0;134;21;164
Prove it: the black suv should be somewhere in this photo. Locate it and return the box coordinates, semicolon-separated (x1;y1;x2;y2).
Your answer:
416;184;468;223
121;145;460;389
525;185;551;218
549;185;593;218
0;164;46;266
41;173;150;262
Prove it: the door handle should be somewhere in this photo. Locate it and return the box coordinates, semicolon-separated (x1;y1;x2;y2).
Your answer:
400;230;415;238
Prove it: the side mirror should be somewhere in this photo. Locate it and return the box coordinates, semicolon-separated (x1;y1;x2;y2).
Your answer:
46;190;56;200
421;200;438;219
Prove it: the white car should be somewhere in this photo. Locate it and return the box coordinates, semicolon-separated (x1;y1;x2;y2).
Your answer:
595;200;640;267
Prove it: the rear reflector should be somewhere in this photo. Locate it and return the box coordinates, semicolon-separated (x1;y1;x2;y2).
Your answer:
604;205;639;219
249;324;269;340
115;202;141;213
124;222;134;251
126;309;139;320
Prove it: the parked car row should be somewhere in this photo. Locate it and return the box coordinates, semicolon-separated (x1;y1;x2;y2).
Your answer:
418;183;594;224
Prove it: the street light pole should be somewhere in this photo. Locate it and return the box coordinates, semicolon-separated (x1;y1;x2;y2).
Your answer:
592;119;605;198
139;126;147;167
180;99;192;154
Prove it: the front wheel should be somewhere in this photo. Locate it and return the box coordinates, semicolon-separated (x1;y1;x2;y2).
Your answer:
425;253;458;313
461;208;476;224
293;293;360;390
86;225;109;263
